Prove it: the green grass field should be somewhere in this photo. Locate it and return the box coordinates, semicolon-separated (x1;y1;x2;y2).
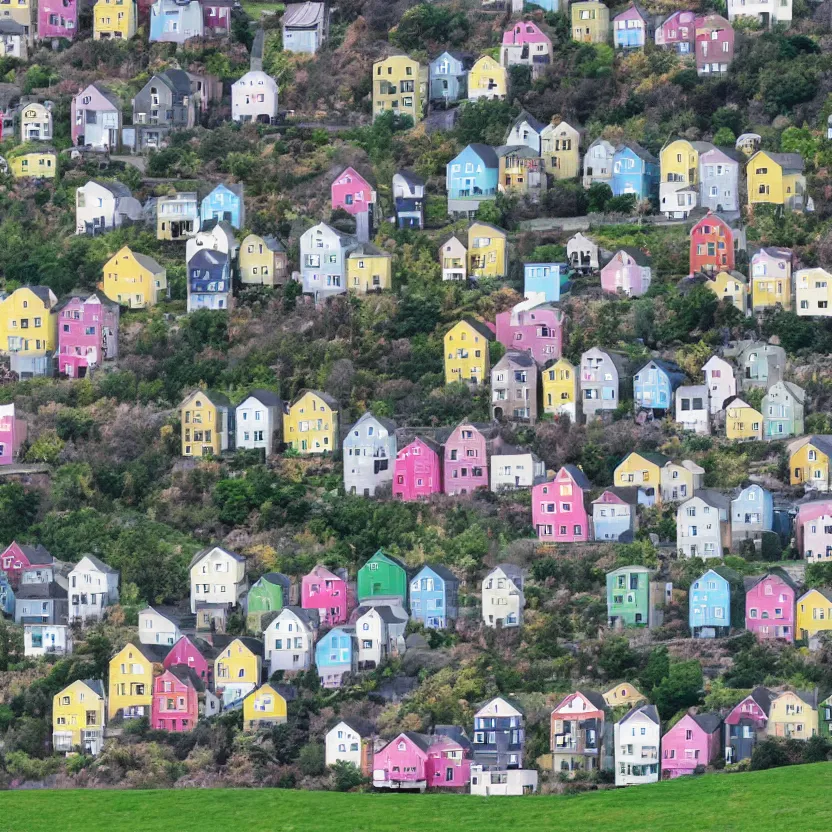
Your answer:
1;763;831;832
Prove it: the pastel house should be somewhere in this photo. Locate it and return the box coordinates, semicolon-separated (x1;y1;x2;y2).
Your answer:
446;144;499;217
747;151;808;213
541;118;582;181
163;635;211;682
108;643;163;721
796;588;832;644
326;719;374;773
796;268;832;318
343;411;397;497
482;564;524;628
283;389;339;456
495;299;565;365
25;623;71;658
179;389;233;458
661;713;722;778
0;404;26;465
151;666;203;732
393;436;442;502
331;166;376;242
246;572;290;633
689;568;731;637
242;684;287;731
731;484;773;545
440;235;467;281
467;221;507;279
702;355;736;413
592;487;638;542
614;705;660;786
239;234;288;287
767;690;818;740
550;690;612;775
580;348;630;420
372;55;426;124
102;247;167;309
429;51;471;104
315;625;357;688
373;731;471;791
41;0;78;39
745;570;797;642
189;545;247;614
789;435;832;492
282;1;327;53
156;192;198;241
264;606;318;674
467;55;507;101
149;0;203;42
655;10;696;52
504;109;545;154
572;0;610;43
660;138;712;218
93;0;137;39
299;222;358;301
633;359;685;414
409;565;459;629
473;697;525;769
0;541;53;588
611;142;659;200
696;14;734;77
76;181;142;236
543;359;578;421
56;293;119;379
601;248;652;297
724;687;774;763
443;422;488;496
676;490;731;559
235;389;282;457
444;317;494;386
231;70;278;124
751;247;792;311
725;396;763;441
68;554;119;623
491;350;539;424
524;262;566;303
675;384;710;434
500;21;552;76
357;549;407;606
347;243;391;294
607;566;666;628
71;84;120;148
200;183;244;230
355;604;407;668
490;446;545;490
533;466;592;543
53;680;106;755
613;451;666;505
583;138;615;189
302;564;350;627
613;2;653;49
214;637;262;706
660;460;705;503
704;269;748;314
392;170;425;230
796;500;832;562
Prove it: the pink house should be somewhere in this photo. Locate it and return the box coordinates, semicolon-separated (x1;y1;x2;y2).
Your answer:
745;571;797;642
0;404;26;466
533;465;591;542
39;0;77;39
332;166;376;241
500;21;553;75
57;293;119;379
151;666;202;732
0;541;53;588
495;299;565;364
373;731;471;790
601;248;652;297
444;423;488;496
654;10;696;52
796;500;832;560
302;564;351;627
393;437;442;501
660;713;722;778
163;635;212;686
202;0;232;33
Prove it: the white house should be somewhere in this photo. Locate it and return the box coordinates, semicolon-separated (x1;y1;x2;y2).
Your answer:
470;766;538;796
504;110;545;154
702;355;736;414
264;606;318;675
566;232;599;272
138;606;182;646
75;180;143;235
343;411;397;497
189;545;248;613
325;719;372;770
677;491;730;559
68;555;119;623
355;605;407;668
481;564;525;628
490;448;545;490
299;222;359;301
675;384;710;434
231;70;278;124
24;624;73;657
727;0;791;25
236;389;282;456
185;221;238;262
440;234;467;281
614;704;660;786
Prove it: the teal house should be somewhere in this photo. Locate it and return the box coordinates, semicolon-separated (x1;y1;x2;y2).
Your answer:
200;183;245;230
606;565;662;628
246;572;291;632
357;549;408;605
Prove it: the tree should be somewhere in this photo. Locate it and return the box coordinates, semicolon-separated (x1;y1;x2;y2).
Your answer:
651;660;703;719
299;742;326;776
331;760;366;791
586;182;613;213
598;636;640;680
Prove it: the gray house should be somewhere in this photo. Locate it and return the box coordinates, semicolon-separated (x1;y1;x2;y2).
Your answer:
580;347;631;421
343;411;397;497
15;582;68;625
698;146;744;217
299;222;359;301
131;69;196;151
429;51;471;105
282;2;328;53
492;350;539;424
730;341;786;390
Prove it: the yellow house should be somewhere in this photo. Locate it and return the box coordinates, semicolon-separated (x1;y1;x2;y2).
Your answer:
93;0;136;40
0;0;31;33
496;146;547;198
101;246;167;309
0;286;58;360
747;151;808;212
705;269;747;314
372;56;426;124
767;689;819;739
660;139;701;188
797;588;832;641
795;268;832;318
725;397;763;440
180;389;232;458
571;0;610;43
468;55;508;101
752;269;792;312
660;459;704;503
540;119;582;180
108;643;160;720
468;221;507;278
10;148;57;179
215;637;262;704
543;359;578;420
613;451;668;503
284;389;339;455
53;679;106;755
602;682;646;708
347;244;392;294
242;684;288;731
443;317;494;386
789;435;832;491
239;234;288;287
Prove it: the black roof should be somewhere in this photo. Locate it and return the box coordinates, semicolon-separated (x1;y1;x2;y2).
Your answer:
16;583;67;600
244;388;282;407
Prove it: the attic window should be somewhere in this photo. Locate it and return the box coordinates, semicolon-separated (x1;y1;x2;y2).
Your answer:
398;741;407;751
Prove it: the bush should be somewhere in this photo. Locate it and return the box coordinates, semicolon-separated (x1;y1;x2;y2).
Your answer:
299;742;326;776
331;760;366;791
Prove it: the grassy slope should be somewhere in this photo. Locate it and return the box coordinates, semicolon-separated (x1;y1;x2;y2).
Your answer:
2;763;832;832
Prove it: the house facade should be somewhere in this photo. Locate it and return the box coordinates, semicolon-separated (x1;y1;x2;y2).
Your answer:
189;545;247;614
745;572;796;642
156;191;198;240
239;234;287;287
372;56;426;123
689;568;731;636
613;3;652;50
343;411;396;497
56;293;119;378
725;397;763;441
302;565;350;627
702;355;736;413
440;235;467;281
331;166;376;242
299;222;358;301
689;212;737;274
373;731;471;791
282;1;327;53
796;268;832;317
231;70;278;124
214;637;262;706
482;565;524;628
446;144;499;216
93;0;137;39
731;484;773;544
550;690;610;775
409;564;459;629
102;247;167;309
429;51;470;104
179;389;233;458
567;231;599;272
747;151;807;212
724;687;773;763
533;466;592;543
582;138;615;189
473;697;524;769
572;0;610;43
149;0;203;42
467;55;507;100
392;170;425;230
767;690;818;739
500;21;552;75
315;626;357;688
109;643;160;720
443;422;488;495
139;607;181;647
71;84;119;147
633;359;684;414
264;607;317;675
151;667;202;732
283;389;339;455
695;15;734;77
357;549;407;605
751;247;792;311
393;436;442;501
53;680;105;755
611;142;659;200
614;705;660;786
661;713;722;778
40;0;78;39
580;348;628;419
490;448;545;490
540;119;581;180
606;566;658;628
235;390;281;457
676;384;710;434
68;555;118;623
491;350;538;423
0;403;26;465
543;359;578;421
495;300;565;364
592;488;637;542
443;317;493;386
677;491;730;559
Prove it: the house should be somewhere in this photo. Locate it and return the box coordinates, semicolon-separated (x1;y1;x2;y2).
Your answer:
440;235;467;281
0;285;57;378
603;684;645;709
614;451;667;505
695;15;734;77
613;2;653;50
284;389;339;455
580;348;630;420
661;460;705;503
246;572;290;633
214;637;263;705
201;0;232;34
690;568;731;637
68;555;118;623
606;566;667;628
751;247;792;311
611;142;659;200
524;262;566;303
189;545;247;614
495;299;565;364
822;695;832;737
705;269;748;314
504;109;545;154
633;359;685;414
429;51;471;105
101;246;166;309
677;490;731;559
392;170;425;230
0;541;53;588
331;167;376;243
343;411;396;497
14;582;67;625
762;381;804;440
767;690;818;739
373;731;471;791
393;436;442;501
735;341;786;390
737;133;762;156
725;396;763;441
444;423;488;496
231;70;278;124
0;403;26;465
326;719;374;774
727;0;791;26
373;55;426;123
660;138;713;218
40;0;77;40
702;355;736;413
745;570;797;642
347;244;391;294
156;191;199;240
473;697;524;769
689;212;739;275
93;0;136;38
315;625;357;688
149;0;203;42
592;487;638;542
796;588;832;644
25;624;72;657
614;705;660;786
661;713;722;778
239;234;287;287
676;385;710;434
796;499;832;562
790;435;832;492
179;389;233;458
495;145;548;201
132;71;196;151
550;690;611;775
543;359;578;421
491;350;539;423
200;183;244;230
299;222;358;301
56;293;119;379
357;549;407;606
187;249;231;312
303;565;350;628
282;1;327;53
572;0;610;43
443;317;494;386
533;465;592;543
446;144;499;217
139;607;181;647
567;231;599;272
796;268;832;317
747;151;807;212
724;687;774;763
582;138;615;189
490;445;545;490
655;10;696;52
500;21;552;77
18;557;63;587
698;148;742;216
731;484;773;545
264;606;317;674
355;604;406;668
242;684;287;731
109;642;163;720
20;102;53;142
409;565;459;629
470;766;538;795
71;84;119;148
540;118;582;181
467;55;508;100
467;221;507;279
235;389;281;457
53;680;105;755
482;565;525;628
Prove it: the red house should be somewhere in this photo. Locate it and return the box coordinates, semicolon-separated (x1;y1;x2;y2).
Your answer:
393;437;442;502
151;666;203;732
689;212;736;275
163;635;213;686
373;731;471;791
0;541;53;588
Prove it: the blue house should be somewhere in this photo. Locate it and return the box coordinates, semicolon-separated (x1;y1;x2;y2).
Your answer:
429;51;472;105
187;250;232;312
0;576;14;617
200;184;245;231
409;564;459;629
315;625;357;688
730;484;773;546
633;359;686;414
611;141;659;200
592;487;638;542
149;0;204;43
524;262;567;303
689;568;730;638
446;143;499;217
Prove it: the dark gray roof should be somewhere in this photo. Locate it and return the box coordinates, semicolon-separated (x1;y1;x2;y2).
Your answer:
0;20;26;34
335;717;374;737
509;109;546;135
620;703;659;725
189;545;245;568
132;251;165;273
161;69;193;97
577;689;608;711
461;316;495;342
491;563;523;583
351;411;397;434
279;605;317;630
794;689;819;708
260;235;285;253
83;679;106;698
465;143;498;168
290;389;339;411
594;486;641;505
748;686;775;715
189;249;228;269
91;180;132;199
693;488;731;511
26;286;55;306
134;643;169;663
561;464;592;490
356;604;402;625
244;388;282;407
416;563;458;585
258;572;291;591
763;152;804;173
744;568;799;594
395;170;425;187
89;83;121;109
434;724;471;751
16;582;67;600
283;1;326;27
691;712;722;734
16;543;53;564
616;140;657;164
402;731;433;753
349;242;390;259
802;436;832;458
168;664;205;692
497;349;537;370
77;553;117;574
141;606;180;626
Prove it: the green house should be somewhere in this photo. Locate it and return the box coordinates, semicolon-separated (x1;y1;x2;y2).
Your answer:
820;694;832;737
357;550;407;604
246;572;291;633
606;566;659;629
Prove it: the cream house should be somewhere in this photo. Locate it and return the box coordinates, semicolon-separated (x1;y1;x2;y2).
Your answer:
189;545;248;613
482;564;525;628
796;268;832;317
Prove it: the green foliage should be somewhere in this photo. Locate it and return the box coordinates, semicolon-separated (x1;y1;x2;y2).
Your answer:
331;760;367;791
298;742;326;776
390;4;469;51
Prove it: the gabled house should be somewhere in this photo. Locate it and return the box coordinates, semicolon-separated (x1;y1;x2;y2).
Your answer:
0;541;52;588
467;221;507;279
0;403;26;465
593;487;638;542
299;222;358;301
53;680;105;755
601;247;651;297
0;285;58;378
702;355;736;413
660;460;705;503
495;145;548;201
18;104;49;144
133;71;196;150
374;731;471;791
582;138;615;189
315;625;357;688
689;212;740;274
71;84;119;148
284;389;339;455
724;686;774;763
745;570;797;642
200;183;244;230
796;499;832;562
796;268;832;317
613;3;653;50
331;167;376;242
796;588;832;644
614;451;667;505
655;10;696;52
698;147;742;216
725;396;763;441
661;713;722;778
751;247;792;312
660;138;713;218
344;411;397;497
393;436;442;501
214;637;263;705
704;269;748;314
440;235;467;281
151;666;207;732
731;484;773;546
139;606;182;646
767;690;818;739
429;51;471;105
504;109;545;154
246;572;290;633
473;697;524;769
179;389;233;458
75;181;141;236
25;624;72;657
580;348;630;420
572;0;610;43
355;604;406;668
482;564;524;628
524;262;566;303
633;359;685;414
40;0;78;40
490;444;545;490
690;568;731;637
602;683;646;708
56;293;119;379
695;15;735;77
392;170;425;230
409;564;459;629
9;147;57;180
540;118;582;180
68;554;118;623
149;0;203;43
500;21;552;76
567;232;599;272
0;18;25;57
14;582;67;625
109;642;164;720
677;490;731;559
239;234;287;287
550;690;611;775
789;435;832;492
543;358;578;421
444;423;488;496
347;243;391;294
189;545;248;614
533;465;592;543
264;606;317;674
357;549;407;606
443;317;494;386
491;350;539;423
733;341;786;390
446;144;499;217
747;151;808;213
762;381;804;440
302;564;350;627
727;0;790;27
495;299;565;365
467;55;507;101
675;384;710;434
231;70;278;124
372;55;426;124
187;249;231;312
242;684;287;731
102;247;167;309
611;142;659;200
235;389;282;457
156;191;198;240
326;719;374;774
282;1;327;53
614;704;660;786
93;0;136;39
606;566;667;628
